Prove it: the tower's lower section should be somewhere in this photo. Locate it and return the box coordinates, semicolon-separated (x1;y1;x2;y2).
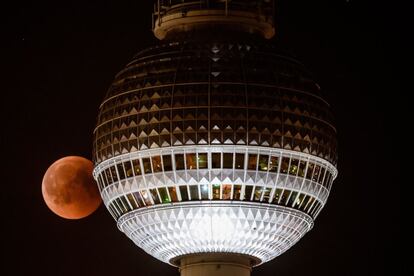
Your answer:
178;254;253;276
117;201;313;265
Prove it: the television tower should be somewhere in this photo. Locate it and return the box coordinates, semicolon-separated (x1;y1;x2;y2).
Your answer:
93;1;338;275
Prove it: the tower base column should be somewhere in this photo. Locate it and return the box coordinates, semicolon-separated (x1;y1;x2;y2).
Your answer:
178;254;253;276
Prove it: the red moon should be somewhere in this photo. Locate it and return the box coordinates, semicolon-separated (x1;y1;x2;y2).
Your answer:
42;156;101;219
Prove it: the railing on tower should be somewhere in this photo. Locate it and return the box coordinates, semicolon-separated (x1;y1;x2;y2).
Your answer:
152;0;275;40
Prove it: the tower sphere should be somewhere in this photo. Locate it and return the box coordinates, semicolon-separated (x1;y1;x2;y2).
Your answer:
92;0;337;269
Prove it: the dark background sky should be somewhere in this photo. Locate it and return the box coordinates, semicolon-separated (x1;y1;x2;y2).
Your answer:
3;0;401;275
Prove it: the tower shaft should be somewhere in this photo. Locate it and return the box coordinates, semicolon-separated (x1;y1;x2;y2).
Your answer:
179;254;252;276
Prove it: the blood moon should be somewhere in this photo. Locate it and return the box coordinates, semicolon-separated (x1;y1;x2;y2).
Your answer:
42;156;101;219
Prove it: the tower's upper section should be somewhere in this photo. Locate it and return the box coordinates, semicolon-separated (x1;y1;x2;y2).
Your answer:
153;0;275;40
92;0;338;266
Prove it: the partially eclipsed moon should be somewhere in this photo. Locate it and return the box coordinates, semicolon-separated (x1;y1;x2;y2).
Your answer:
42;156;101;219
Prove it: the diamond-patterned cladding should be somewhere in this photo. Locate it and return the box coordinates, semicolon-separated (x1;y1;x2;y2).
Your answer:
93;37;337;266
93;41;337;165
118;202;313;265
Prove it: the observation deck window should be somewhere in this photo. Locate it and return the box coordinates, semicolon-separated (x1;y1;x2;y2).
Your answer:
126;193;139;209
312;165;321;182
133;192;145;207
244;185;253;201
281;157;290;174
158;187;171;203
223;153;233;169
189;185;199;200
306;163;314;180
248;154;257;170
294;193;305;208
140;190;153;206
110;166;118;182
115;198;127;213
233;185;242;200
175;154;185;170
198;153;208;169
304;197;315;212
132;159;142;176
115;186;324;218
289;159;299;175
179;186;189;201
150;189;161;204
124;160;134;178
101;171;109;187
168;187;179;202
117;163;126;180
212;184;220;199
118;198;129;214
299;195;310;211
298;160;306;177
108;203;119;219
112;199;121;214
272;188;282;203
142;158;152;174
97;175;104;190
201;184;209;199
100;174;107;189
262;187;272;202
318;167;326;184
100;152;331;219
163;155;173;171
152;156;162;173
212;153;221;168
258;155;269;171
279;190;291;205
186;153;197;170
287;191;298;206
222;184;232;200
235;153;245;169
269;156;279;172
253;186;264;201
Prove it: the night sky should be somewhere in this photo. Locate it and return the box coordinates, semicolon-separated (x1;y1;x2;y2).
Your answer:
3;0;400;275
